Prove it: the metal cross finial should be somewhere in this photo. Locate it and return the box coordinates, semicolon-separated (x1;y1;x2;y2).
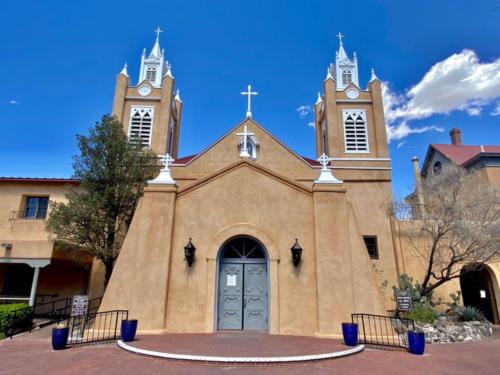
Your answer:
240;84;258;118
236;125;256;158
159;153;174;170
317;153;331;170
336;32;344;45
154;27;163;41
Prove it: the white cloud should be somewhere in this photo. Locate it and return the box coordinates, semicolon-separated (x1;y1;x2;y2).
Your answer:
491;99;500;116
8;100;20;105
296;105;312;118
307;121;315;128
382;49;500;142
386;121;444;142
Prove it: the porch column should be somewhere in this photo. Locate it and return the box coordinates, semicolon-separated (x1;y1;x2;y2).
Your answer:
29;267;41;306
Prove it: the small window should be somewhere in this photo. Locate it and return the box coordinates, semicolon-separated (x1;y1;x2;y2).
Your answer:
146;67;157;82
24;196;49;219
433;161;442;175
363;236;378;259
342;70;352;86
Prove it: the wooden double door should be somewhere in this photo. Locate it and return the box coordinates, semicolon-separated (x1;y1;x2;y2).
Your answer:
218;262;268;331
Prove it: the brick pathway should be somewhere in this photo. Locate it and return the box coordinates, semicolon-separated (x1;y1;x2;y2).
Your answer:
1;328;499;375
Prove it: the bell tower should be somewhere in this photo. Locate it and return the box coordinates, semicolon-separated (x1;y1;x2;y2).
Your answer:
112;28;182;157
314;34;389;165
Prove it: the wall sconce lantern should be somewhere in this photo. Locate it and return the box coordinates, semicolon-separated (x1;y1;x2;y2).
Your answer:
291;239;302;267
184;238;196;267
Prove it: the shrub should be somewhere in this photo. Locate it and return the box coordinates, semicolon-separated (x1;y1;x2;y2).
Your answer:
0;304;32;339
404;305;439;324
458;306;485;322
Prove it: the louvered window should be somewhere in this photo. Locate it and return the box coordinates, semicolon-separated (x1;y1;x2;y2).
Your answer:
343;110;368;152
146;67;157;82
128;107;154;147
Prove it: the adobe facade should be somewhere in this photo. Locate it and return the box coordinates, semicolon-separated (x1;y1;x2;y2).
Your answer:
1;31;498;333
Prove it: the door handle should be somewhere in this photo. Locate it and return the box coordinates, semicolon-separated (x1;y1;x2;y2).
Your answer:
243;297;246;309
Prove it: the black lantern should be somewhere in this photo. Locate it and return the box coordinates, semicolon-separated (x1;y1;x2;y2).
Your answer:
291;239;302;267
184;238;196;267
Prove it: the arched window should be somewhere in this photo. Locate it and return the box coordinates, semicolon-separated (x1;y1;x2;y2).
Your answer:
343;110;368;152
146;67;157;82
322;121;328;154
342;69;352;86
128;107;154;147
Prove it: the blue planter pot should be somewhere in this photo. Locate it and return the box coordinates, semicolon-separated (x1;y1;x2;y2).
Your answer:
342;322;359;346
121;319;138;342
408;330;426;355
52;327;69;350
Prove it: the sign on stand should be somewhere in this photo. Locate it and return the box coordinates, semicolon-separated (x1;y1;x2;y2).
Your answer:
396;290;413;312
71;295;89;317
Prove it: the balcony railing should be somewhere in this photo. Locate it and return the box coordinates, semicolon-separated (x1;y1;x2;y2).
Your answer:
9;209;47;220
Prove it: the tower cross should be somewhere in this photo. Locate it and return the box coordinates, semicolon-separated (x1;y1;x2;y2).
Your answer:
240;84;258;118
154;27;163;41
236;125;255;158
336;32;344;45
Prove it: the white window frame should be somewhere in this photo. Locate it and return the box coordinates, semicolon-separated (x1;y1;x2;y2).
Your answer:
128;106;155;147
343;109;369;153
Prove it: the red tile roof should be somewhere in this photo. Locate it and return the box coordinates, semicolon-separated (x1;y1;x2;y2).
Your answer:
431;144;500;166
172;154;198;165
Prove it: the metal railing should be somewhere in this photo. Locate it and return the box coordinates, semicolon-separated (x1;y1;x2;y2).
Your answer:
33;297;72;321
9;209;47;220
0;305;34;339
0;296;30;305
66;310;128;346
352;313;415;349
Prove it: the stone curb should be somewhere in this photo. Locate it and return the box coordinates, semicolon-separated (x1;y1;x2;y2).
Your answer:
117;340;365;363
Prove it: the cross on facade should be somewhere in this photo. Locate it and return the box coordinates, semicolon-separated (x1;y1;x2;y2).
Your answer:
240;84;258;118
315;153;343;184
154;27;163;41
149;153;176;185
236;125;256;158
336;32;344;45
317;153;331;171
159;153;174;170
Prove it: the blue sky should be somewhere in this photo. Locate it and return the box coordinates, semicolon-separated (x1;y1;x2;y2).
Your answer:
1;0;499;196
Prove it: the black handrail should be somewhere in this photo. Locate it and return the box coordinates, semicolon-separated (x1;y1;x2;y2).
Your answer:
351;313;415;349
33;297;72;321
66;310;128;346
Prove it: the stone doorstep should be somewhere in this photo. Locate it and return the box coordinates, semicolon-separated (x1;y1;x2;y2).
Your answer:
116;340;365;363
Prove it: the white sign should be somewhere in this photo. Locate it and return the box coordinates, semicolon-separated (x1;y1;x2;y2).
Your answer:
71;295;89;317
227;275;237;287
480;290;487;299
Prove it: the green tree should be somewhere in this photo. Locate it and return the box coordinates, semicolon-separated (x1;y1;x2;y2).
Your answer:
47;115;159;287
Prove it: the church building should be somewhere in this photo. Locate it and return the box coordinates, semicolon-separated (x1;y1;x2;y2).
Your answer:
99;31;399;337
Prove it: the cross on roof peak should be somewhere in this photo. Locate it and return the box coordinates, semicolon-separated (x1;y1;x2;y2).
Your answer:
240;84;258;118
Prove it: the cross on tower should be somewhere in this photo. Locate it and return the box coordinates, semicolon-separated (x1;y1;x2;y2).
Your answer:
336;32;344;45
236;125;256;158
154;27;163;41
240;84;258;118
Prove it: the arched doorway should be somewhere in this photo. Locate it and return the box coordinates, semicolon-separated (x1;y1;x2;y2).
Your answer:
460;265;499;323
217;236;268;331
